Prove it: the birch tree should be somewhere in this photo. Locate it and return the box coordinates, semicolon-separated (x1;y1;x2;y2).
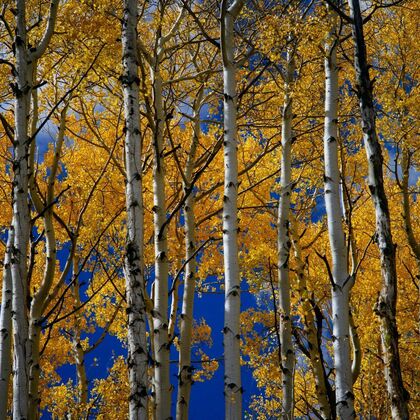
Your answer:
220;0;245;417
347;0;410;417
0;231;13;418
137;4;186;416
10;2;33;415
323;8;355;418
176;87;205;419
10;1;59;417
121;0;148;416
150;54;171;419
277;41;296;419
0;1;418;417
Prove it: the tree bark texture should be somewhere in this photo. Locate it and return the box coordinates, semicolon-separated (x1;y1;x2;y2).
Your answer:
348;1;410;418
122;0;149;416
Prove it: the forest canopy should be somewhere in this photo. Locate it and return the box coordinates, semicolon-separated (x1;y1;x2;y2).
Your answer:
0;0;418;418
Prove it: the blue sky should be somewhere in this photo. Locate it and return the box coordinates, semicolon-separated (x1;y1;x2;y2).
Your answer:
50;269;259;419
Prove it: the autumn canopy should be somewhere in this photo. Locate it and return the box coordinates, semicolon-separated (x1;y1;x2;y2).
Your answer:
0;0;418;418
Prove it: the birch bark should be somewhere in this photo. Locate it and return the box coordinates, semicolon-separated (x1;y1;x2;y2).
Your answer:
347;0;410;417
323;14;354;418
0;230;14;418
137;9;185;415
340;153;362;386
151;63;171;420
277;45;295;419
176;89;204;420
220;1;245;418
11;1;59;415
11;2;34;416
121;0;148;417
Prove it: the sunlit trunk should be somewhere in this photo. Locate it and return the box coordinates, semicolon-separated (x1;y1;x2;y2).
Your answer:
11;2;32;416
220;1;245;417
11;2;59;416
151;64;171;420
277;44;295;419
348;1;410;417
121;0;149;416
323;14;354;418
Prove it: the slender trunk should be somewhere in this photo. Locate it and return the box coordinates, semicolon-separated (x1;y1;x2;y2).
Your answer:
151;64;171;419
323;17;354;418
176;90;203;420
348;1;410;417
401;148;420;269
121;0;149;417
339;147;362;387
0;230;14;418
11;1;32;416
11;2;59;415
277;45;295;419
220;1;245;417
290;222;333;419
175;194;195;418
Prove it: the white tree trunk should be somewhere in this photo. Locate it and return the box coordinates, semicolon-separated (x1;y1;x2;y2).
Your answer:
0;230;14;418
220;1;245;418
340;155;362;387
347;1;410;418
11;2;59;416
11;2;32;416
277;46;295;419
176;90;203;420
151;65;171;420
121;0;149;417
323;20;354;418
